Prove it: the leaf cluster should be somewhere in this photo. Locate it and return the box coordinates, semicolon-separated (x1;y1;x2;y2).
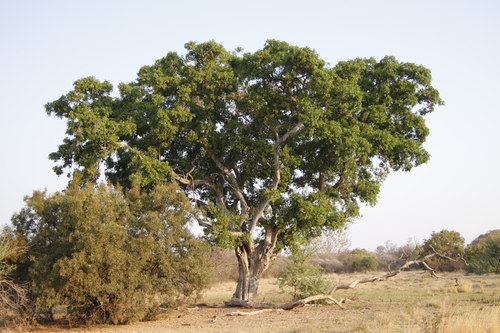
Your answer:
421;229;466;271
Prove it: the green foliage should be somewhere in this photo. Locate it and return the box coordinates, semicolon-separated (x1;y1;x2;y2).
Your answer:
341;248;382;272
465;230;500;274
277;249;328;301
0;231;11;272
422;230;465;256
352;256;379;272
350;248;370;257
46;40;443;252
422;230;465;271
10;180;211;324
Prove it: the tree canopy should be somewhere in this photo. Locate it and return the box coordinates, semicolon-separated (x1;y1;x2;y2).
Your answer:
421;229;465;271
45;40;443;303
422;229;465;256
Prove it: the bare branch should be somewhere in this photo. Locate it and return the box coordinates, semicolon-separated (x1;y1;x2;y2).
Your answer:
227;309;284;316
280;251;466;310
230;250;466;313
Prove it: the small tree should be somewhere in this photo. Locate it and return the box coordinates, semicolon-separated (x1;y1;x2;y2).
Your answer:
465;230;500;274
277;249;328;301
422;230;465;255
10;179;211;324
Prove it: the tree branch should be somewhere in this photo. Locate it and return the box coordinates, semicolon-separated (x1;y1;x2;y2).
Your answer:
229;250;466;313
280;252;466;310
248;122;304;235
206;150;250;228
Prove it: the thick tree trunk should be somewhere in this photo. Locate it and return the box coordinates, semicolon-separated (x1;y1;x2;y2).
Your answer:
228;239;276;307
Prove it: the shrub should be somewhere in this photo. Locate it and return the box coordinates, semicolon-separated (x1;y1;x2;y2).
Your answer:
277;250;328;301
352;256;379;272
422;230;465;256
341;248;380;272
10;180;211;324
422;230;466;271
465;230;500;274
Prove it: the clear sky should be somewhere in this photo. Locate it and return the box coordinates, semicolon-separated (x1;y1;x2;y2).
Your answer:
1;0;498;251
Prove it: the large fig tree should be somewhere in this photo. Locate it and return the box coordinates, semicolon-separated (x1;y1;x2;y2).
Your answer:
46;40;443;305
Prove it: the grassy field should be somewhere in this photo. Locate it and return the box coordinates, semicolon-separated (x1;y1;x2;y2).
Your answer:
28;271;499;333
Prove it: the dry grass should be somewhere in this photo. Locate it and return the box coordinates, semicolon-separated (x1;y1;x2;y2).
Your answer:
28;271;500;333
441;306;499;333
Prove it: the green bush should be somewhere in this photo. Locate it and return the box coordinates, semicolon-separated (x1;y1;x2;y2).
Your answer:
465;230;500;274
341;248;379;272
277;250;328;301
10;180;211;324
352;256;379;272
422;230;465;255
422;230;466;271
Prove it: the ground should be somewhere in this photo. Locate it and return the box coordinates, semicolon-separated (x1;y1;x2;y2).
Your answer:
26;271;500;333
34;306;382;333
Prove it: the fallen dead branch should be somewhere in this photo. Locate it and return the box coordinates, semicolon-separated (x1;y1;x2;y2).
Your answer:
227;309;284;316
282;251;466;310
230;251;465;313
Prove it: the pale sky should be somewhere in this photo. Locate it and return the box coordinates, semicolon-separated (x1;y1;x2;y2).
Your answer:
1;0;498;251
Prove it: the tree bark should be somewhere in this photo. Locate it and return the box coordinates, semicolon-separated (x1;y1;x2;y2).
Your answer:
227;236;277;307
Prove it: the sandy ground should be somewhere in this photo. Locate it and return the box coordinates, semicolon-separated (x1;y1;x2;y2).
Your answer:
25;272;500;333
30;304;371;333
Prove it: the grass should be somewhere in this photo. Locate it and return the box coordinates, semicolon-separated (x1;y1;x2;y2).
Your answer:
29;271;500;333
202;271;500;333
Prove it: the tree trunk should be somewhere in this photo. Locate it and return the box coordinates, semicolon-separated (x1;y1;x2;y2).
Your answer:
228;238;276;307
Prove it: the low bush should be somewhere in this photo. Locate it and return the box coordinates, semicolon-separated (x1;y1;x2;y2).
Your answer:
422;230;466;271
465;230;500;274
10;180;211;324
352;256;379;272
277;250;328;301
